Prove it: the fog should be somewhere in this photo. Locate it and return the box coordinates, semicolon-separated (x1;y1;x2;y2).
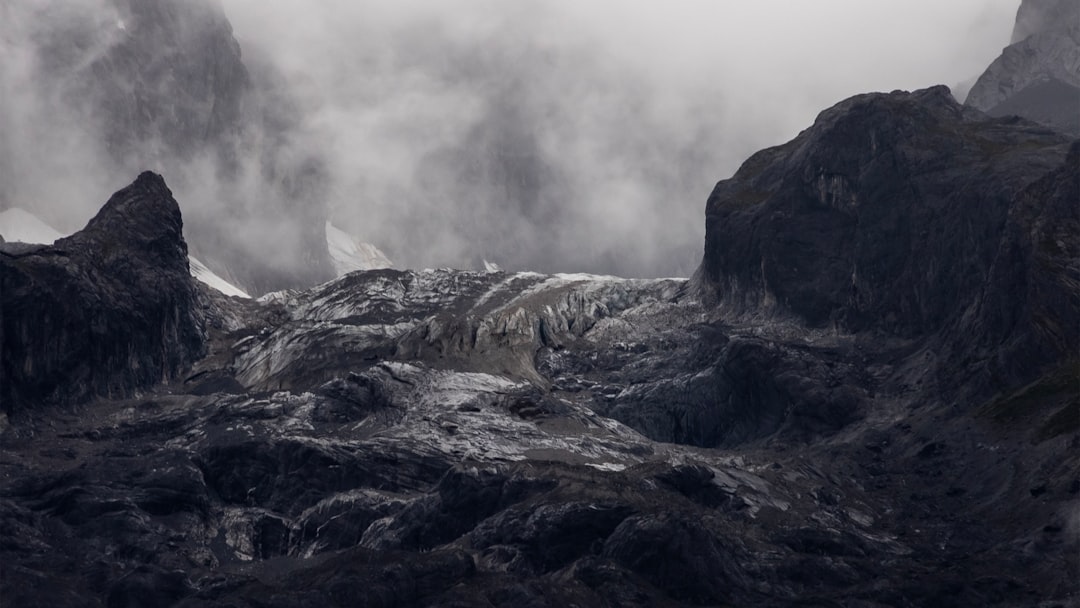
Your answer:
1;0;1019;285
222;0;1018;277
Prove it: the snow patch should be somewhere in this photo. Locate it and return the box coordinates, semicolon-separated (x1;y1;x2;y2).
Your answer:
189;256;250;298
326;221;393;275
585;462;627;472
0;208;64;244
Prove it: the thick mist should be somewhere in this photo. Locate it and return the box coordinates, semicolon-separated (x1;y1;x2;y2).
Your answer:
221;0;1017;276
1;0;1019;282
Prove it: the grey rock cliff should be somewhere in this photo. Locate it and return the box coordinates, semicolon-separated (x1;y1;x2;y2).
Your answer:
965;0;1080;134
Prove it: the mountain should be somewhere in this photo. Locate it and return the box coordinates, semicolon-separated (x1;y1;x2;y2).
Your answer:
325;221;395;275
1;86;1077;606
965;0;1080;135
0;172;206;418
699;86;1075;391
0;0;335;295
0;206;250;299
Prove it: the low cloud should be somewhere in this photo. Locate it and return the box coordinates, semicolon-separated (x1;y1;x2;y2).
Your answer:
1;0;1019;281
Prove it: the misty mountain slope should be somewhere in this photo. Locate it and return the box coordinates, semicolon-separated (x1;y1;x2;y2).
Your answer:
3;1;1028;289
1;0;335;295
3;78;1079;605
304;18;717;278
965;0;1080;135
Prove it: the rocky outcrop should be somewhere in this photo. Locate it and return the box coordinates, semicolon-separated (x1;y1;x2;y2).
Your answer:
943;140;1080;389
0;172;205;417
965;0;1080;134
699;87;1071;337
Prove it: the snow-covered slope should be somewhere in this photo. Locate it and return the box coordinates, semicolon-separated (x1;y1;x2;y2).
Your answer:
326;221;393;275
189;256;250;298
0;207;249;298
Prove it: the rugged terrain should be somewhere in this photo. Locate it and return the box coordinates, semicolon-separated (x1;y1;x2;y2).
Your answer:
1;86;1077;606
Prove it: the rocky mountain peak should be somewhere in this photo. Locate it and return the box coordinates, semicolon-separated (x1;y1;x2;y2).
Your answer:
1;173;205;418
70;171;187;264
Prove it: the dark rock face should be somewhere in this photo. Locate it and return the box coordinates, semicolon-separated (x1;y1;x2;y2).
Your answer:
965;0;1080;135
700;87;1070;340
943;140;1080;391
0;172;205;417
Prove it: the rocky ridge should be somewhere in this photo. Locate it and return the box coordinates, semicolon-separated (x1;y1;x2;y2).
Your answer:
700;86;1077;396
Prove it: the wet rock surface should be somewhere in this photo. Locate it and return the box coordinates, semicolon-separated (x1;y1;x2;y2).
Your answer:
2;89;1078;606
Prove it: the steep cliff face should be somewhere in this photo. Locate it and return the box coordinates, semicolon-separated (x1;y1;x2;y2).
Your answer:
944;140;1080;389
965;0;1080;134
32;0;249;166
0;172;205;417
700;87;1071;338
1011;0;1079;45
